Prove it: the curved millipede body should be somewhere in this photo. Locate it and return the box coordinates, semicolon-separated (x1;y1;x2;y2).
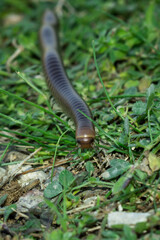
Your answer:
40;10;95;149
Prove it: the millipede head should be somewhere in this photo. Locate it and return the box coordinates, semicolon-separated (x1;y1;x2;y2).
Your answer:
76;126;95;149
76;136;94;149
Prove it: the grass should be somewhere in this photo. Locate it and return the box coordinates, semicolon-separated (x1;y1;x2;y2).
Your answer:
0;0;160;239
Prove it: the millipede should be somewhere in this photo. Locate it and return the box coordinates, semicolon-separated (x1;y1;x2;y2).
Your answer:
40;10;95;149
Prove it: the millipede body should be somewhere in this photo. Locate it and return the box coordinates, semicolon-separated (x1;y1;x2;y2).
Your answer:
40;10;95;149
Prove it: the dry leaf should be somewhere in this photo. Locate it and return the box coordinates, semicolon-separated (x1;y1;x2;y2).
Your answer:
148;152;160;172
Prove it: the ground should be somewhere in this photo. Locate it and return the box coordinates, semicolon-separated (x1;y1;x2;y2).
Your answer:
0;0;160;239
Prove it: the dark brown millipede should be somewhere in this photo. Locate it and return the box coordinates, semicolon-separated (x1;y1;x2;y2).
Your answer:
40;10;95;149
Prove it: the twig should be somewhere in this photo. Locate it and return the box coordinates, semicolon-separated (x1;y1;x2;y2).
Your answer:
55;0;65;17
11;208;29;219
6;39;24;72
9;147;42;182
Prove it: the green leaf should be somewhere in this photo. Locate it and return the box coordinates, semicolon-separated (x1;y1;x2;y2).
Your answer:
145;0;155;30
59;169;75;188
88;177;98;183
44;181;63;199
0;194;8;207
110;159;130;168
86;234;97;240
85;161;94;176
146;84;155;111
124;117;129;136
135;169;148;181
46;229;63;240
132;101;147;115
112;175;130;194
124;87;137;95
23;219;42;232
4;204;16;222
102;159;131;180
123;225;137;240
117;133;128;146
102;230;119;239
125;80;139;88
134;222;148;234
